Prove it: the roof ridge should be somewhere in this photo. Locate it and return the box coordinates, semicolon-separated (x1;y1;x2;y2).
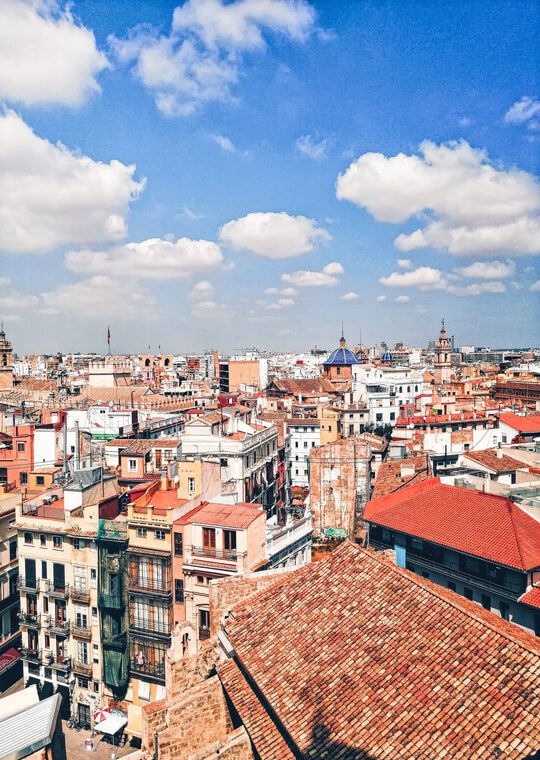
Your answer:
358;542;540;654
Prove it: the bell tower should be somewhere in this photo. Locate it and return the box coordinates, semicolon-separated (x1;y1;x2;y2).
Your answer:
0;324;13;389
434;319;451;385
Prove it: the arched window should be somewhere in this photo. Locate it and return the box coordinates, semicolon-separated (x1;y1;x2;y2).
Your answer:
145;358;150;367
164;358;170;367
1;354;6;367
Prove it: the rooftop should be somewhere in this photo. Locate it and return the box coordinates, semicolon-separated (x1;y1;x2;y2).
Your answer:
217;541;540;760
463;447;528;472
180;501;264;529
498;412;540;433
371;455;431;499
365;477;540;571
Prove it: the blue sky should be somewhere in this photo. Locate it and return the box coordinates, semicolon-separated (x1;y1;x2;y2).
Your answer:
0;0;538;355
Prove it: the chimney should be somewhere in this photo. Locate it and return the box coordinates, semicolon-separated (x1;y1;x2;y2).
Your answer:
161;467;169;490
497;443;503;458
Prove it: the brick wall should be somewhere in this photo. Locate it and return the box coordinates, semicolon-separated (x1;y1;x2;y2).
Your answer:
309;437;370;540
142;677;236;760
188;726;255;760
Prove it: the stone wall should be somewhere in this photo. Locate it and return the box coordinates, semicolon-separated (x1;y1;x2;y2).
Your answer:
188;726;255;760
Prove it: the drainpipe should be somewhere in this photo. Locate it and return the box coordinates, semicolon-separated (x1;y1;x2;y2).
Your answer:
154;731;159;759
75;420;80;471
62;423;69;477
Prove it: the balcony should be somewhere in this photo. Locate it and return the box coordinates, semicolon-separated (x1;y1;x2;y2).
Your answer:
44;581;70;599
49;619;70;636
72;660;93;677
199;626;211;641
72;624;92;640
21;647;41;662
192;546;239;561
130;658;165;680
128;577;172;597
129;616;169;637
19;612;40;628
51;656;71;672
17;577;39;593
71;586;91;604
0;591;19;614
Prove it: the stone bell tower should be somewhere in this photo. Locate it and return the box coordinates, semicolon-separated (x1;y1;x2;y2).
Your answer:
0;324;14;389
434;319;452;385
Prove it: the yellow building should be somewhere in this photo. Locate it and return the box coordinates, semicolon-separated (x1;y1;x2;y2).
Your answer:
318;404;341;446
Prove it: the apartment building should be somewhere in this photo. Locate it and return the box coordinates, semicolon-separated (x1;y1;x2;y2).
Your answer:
172;501;267;646
181;409;280;515
15;483;113;726
0;488;20;694
353;365;424;426
124;480;182;740
287;419;320;488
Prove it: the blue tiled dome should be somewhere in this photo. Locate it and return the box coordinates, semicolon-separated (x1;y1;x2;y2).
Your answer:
382;351;393;362
324;347;361;366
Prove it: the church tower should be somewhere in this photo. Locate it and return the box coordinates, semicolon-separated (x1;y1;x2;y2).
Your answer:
0;325;13;389
434;320;452;385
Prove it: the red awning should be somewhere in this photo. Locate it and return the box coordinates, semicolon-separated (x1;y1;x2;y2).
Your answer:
0;647;20;674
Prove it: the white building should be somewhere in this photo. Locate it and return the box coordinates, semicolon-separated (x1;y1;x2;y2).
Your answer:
287;419;321;488
353;365;425;426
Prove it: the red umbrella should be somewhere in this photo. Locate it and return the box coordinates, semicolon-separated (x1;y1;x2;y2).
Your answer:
94;707;111;724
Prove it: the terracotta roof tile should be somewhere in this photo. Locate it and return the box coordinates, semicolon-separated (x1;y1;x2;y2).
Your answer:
217;542;540;760
498;413;540;433
372;455;430;499
365;477;540;571
464;448;526;472
519;585;540;610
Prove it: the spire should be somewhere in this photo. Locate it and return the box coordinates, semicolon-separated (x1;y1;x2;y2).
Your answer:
340;322;346;349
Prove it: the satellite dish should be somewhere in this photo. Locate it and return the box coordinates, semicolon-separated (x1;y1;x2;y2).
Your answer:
173;475;179;484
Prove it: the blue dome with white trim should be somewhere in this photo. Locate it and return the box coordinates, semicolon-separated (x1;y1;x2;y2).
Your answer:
382;351;393;362
324;335;361;366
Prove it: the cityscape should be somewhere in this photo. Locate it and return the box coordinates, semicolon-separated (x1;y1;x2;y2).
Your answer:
0;1;539;759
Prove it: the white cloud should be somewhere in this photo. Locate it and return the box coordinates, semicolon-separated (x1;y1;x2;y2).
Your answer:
111;0;317;116
447;281;506;297
416;305;427;314
0;0;108;107
210;133;236;152
189;280;215;300
341;291;358;301
41;276;157;319
266;297;295;310
281;261;343;287
395;295;410;303
219;211;330;258
504;96;540;125
65;237;229;280
380;266;448;291
530;280;540;292
397;259;413;270
295;134;332;160
0;110;145;254
265;286;297;296
376;295;386;302
336;140;540;257
179;205;205;220
459;116;473;127
454;260;515;279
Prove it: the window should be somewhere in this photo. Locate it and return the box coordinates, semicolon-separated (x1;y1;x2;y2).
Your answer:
295;469;299;475
174;533;183;557
93;681;99;694
203;528;216;550
91;607;98;627
175;579;184;603
376;413;383;422
188;477;195;494
197;575;204;584
295;441;299;448
128;458;137;472
410;537;424;552
73;538;83;550
41;561;47;579
89;540;96;552
77;641;89;664
220;458;228;468
534;615;540;637
499;601;509;621
390;412;395;421
9;541;16;561
447;580;456;592
44;633;50;648
53;536;63;550
303;441;308;448
155;529;165;540
464;587;473;601
224;530;236;552
481;594;491;611
136;527;147;539
93;644;99;663
77;677;89;689
90;569;97;589
36;476;45;486
40;534;47;547
24;532;33;545
295;455;299;461
138;680;151;701
311;441;316;447
20;472;28;485
17;442;25;452
421;571;430;579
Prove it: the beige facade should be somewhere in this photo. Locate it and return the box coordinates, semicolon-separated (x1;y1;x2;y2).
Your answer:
14;489;104;726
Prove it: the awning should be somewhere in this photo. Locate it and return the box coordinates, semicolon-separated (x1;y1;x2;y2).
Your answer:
125;703;142;738
0;648;20;675
95;713;127;735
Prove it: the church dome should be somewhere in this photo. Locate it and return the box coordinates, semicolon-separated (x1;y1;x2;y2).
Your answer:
381;351;393;362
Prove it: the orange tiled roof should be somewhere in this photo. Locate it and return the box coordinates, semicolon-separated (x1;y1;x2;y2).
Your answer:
520;585;540;610
371;455;431;499
365;477;540;571
184;501;264;529
498;413;540;433
217;541;540;760
463;447;526;472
